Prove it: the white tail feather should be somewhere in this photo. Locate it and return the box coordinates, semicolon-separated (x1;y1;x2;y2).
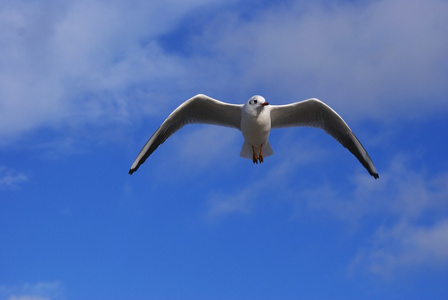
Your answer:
240;141;274;160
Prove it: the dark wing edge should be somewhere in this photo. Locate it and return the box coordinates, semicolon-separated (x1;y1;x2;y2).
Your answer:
270;99;379;179
129;94;242;174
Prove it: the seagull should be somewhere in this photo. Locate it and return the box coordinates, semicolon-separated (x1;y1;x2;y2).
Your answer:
129;94;379;179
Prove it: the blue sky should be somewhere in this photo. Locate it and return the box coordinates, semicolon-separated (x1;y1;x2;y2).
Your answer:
1;0;448;299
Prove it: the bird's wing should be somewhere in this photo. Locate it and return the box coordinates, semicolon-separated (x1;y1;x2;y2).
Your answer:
270;98;379;179
129;94;243;174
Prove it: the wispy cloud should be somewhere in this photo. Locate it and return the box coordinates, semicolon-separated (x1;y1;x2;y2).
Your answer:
8;296;48;300
0;166;28;190
351;219;448;278
297;154;448;276
202;144;448;276
304;154;448;223
170;126;241;170
0;281;64;300
203;132;329;219
206;186;257;220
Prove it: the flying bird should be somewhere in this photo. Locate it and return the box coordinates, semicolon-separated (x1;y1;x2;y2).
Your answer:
129;94;379;179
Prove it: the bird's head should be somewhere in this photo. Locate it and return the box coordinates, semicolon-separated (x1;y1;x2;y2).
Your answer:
245;95;269;110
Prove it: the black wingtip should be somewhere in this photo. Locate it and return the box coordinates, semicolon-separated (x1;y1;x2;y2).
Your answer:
129;169;135;175
373;173;379;179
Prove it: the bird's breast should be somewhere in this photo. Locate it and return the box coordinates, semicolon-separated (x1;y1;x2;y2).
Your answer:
241;109;271;146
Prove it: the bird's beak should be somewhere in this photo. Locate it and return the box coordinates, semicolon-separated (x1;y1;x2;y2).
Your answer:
262;102;269;106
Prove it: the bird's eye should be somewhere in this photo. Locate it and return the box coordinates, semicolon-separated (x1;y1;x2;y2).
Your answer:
254;100;258;104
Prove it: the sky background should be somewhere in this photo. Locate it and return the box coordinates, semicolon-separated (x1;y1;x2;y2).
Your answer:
1;0;448;299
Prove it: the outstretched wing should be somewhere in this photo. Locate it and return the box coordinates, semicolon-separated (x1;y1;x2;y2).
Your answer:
270;98;379;179
129;94;243;174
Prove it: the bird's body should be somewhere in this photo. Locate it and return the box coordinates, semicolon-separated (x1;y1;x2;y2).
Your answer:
129;94;379;179
240;98;273;163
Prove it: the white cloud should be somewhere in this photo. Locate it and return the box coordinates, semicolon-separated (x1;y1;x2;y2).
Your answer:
203;132;330;219
0;0;224;142
184;0;448;119
201;145;448;275
206;186;256;220
301;154;448;224
0;166;28;190
293;153;448;276
170;126;241;170
1;0;446;146
352;219;448;278
8;296;49;300
0;282;64;300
